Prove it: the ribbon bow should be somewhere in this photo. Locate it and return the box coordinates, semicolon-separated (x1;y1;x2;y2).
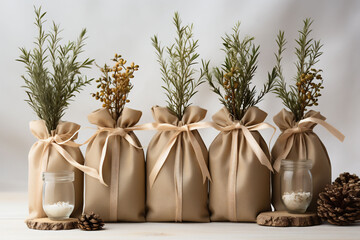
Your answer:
213;121;275;222
39;131;100;180
273;116;345;172
147;122;213;188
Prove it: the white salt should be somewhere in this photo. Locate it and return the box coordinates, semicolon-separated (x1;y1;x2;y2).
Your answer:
43;201;74;219
282;191;311;212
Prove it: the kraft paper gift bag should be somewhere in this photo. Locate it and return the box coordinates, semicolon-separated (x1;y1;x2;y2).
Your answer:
271;109;344;211
209;107;274;222
84;108;145;222
28;120;90;219
146;106;211;222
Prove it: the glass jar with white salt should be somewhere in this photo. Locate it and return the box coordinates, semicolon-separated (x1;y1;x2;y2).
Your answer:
42;171;75;220
280;159;313;214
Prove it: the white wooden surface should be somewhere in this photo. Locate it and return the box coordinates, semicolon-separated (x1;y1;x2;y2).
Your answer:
0;192;359;240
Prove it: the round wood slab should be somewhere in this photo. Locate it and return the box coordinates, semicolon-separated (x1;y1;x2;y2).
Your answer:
25;218;78;230
256;211;321;227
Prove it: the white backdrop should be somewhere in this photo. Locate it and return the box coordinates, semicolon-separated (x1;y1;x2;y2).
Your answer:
0;0;359;191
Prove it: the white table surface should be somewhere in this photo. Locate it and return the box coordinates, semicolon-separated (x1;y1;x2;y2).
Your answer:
1;192;359;240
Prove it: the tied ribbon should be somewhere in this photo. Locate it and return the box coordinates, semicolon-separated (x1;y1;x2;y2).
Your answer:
273;117;345;172
88;126;142;222
137;121;212;222
213;122;275;222
39;130;100;180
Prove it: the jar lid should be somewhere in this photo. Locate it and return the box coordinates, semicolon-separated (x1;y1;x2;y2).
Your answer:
42;171;74;182
281;159;313;169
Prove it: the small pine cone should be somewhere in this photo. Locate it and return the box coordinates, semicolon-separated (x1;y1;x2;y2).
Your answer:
334;172;360;187
317;174;360;226
78;212;104;231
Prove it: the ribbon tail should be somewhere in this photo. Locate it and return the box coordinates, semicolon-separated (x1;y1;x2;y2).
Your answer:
98;135;112;187
188;131;211;183
228;130;239;222
174;138;183;222
273;134;295;172
51;143;100;180
302;117;345;142
149;132;180;188
241;126;273;172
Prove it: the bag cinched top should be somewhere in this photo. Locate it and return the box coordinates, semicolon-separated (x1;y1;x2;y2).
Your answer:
28;120;85;219
146;105;211;222
271;109;344;211
84;108;145;222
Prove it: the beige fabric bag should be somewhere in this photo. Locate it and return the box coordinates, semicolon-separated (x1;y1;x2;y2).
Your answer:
271;109;344;211
146;106;210;222
209;107;273;222
84;108;145;222
28;120;84;219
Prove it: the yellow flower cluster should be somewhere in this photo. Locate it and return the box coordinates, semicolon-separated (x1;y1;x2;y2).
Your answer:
297;68;323;112
92;54;139;120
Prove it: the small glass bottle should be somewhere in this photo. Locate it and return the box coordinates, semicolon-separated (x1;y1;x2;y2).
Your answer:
42;171;75;220
280;159;313;213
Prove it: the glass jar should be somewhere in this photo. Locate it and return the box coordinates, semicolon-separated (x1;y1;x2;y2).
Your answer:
42;171;75;220
280;159;313;213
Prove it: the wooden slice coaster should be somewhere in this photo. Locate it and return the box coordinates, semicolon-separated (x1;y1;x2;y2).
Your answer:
256;211;321;227
25;218;78;230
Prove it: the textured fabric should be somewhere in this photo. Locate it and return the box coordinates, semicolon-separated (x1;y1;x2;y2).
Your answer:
271;109;330;211
146;106;210;222
84;108;145;222
28;120;84;219
209;107;272;222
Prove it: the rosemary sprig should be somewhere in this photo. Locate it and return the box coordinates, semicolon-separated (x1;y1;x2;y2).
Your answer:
273;18;323;121
203;22;277;121
151;12;205;119
17;7;94;133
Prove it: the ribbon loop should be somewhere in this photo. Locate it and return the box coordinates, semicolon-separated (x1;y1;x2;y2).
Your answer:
273;117;345;172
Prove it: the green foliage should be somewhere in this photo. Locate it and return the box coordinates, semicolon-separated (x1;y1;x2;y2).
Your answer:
203;22;277;121
151;12;205;119
273;18;323;121
17;7;94;133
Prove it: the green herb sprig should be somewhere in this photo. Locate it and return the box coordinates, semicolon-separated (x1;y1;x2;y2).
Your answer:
203;22;277;121
151;12;205;119
17;7;94;133
273;18;323;121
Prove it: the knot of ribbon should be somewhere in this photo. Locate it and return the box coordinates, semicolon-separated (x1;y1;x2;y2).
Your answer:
273;117;345;172
213;121;275;222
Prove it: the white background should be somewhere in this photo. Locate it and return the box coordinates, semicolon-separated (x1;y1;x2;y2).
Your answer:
0;0;359;191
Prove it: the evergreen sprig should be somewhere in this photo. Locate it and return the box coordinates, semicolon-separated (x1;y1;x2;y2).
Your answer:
17;7;94;133
151;12;205;119
203;22;277;121
273;18;323;121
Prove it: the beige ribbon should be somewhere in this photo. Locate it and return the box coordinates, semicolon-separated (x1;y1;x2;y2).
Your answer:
213;122;275;222
273;117;345;172
87;126;142;222
133;121;212;222
39;130;101;180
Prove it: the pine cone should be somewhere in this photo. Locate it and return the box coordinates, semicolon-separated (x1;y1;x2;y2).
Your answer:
78;212;104;231
317;173;360;226
334;172;359;187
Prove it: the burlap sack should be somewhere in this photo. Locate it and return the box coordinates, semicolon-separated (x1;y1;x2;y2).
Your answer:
146;106;210;222
209;107;273;222
84;108;145;222
271;109;344;211
28;120;84;219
